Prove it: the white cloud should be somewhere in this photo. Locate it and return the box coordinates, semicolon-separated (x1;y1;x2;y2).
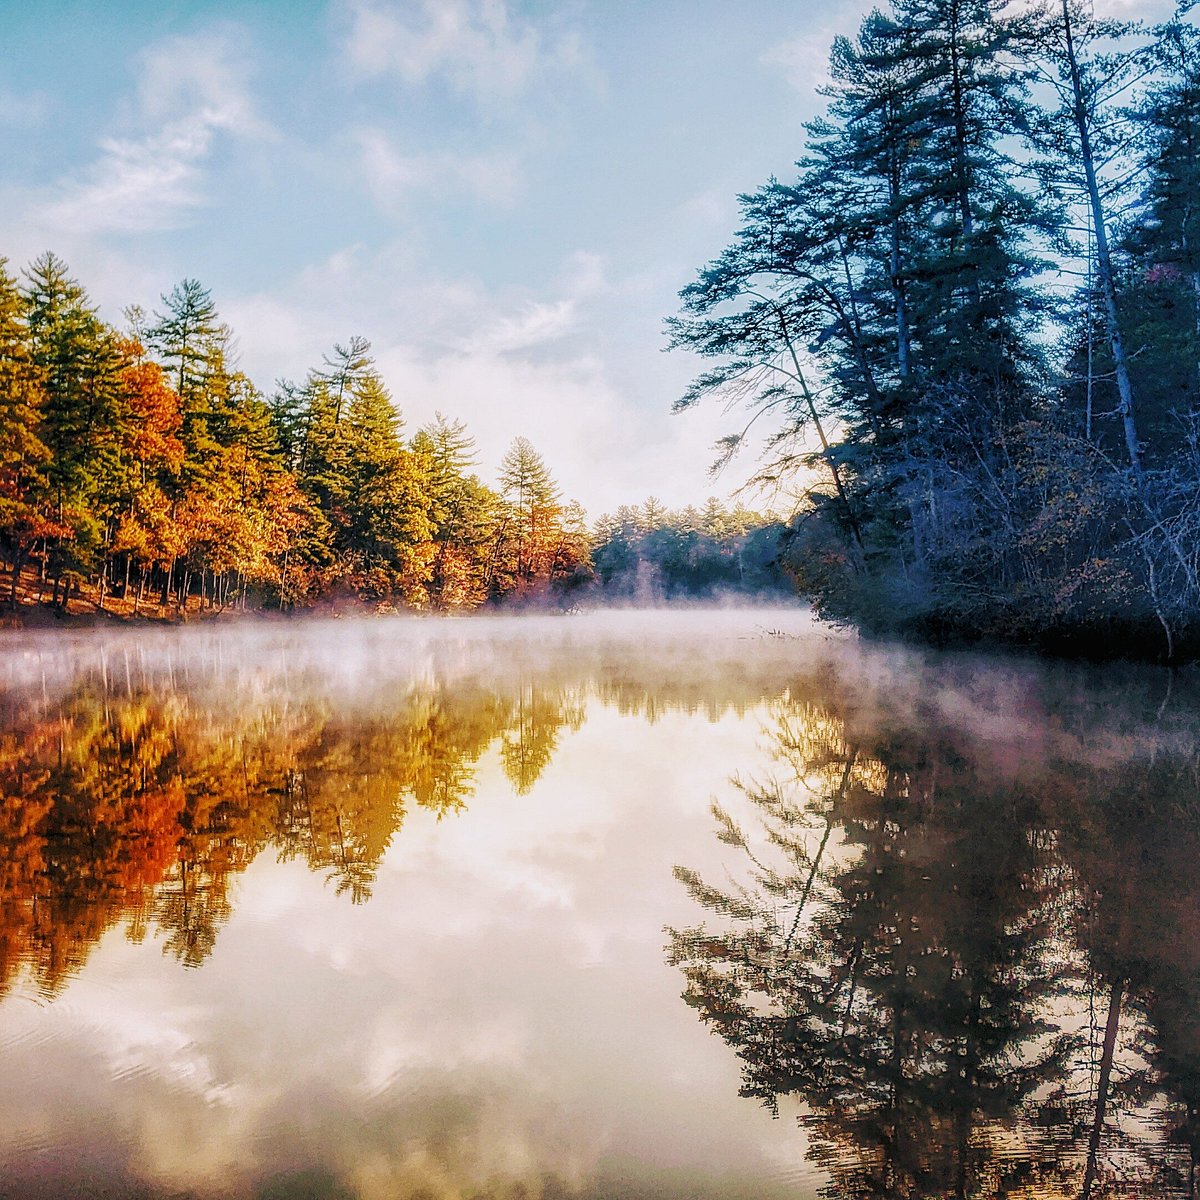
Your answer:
38;29;271;237
375;344;639;499
135;30;272;139
472;298;576;353
44;128;212;235
220;244;759;515
354;126;522;212
341;0;581;101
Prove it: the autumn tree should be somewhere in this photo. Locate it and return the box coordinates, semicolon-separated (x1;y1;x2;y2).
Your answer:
412;413;502;608
491;435;586;601
104;339;184;609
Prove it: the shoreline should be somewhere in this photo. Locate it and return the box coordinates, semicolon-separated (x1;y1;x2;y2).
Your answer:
1;586;1193;668
2;553;1192;665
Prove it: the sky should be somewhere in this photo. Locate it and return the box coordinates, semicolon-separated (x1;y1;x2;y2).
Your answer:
0;0;1164;517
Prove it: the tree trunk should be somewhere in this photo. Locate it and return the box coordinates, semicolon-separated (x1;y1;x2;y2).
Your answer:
778;308;867;557
9;549;22;608
1082;977;1124;1200
885;92;914;385
161;559;174;610
1063;0;1144;481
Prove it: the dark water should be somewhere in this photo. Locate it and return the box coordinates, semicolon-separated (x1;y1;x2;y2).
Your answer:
0;611;1197;1199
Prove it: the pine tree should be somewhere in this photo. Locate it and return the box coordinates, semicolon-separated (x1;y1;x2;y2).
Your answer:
23;253;127;596
1142;18;1200;332
148;279;220;407
291;343;436;603
147;279;227;479
1023;0;1149;480
0;259;51;604
413;414;501;608
671;0;1060;633
889;0;1045;395
496;436;562;594
1107;17;1200;459
319;336;373;427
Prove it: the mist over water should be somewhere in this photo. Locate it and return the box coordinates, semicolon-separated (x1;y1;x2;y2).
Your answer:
0;607;831;700
0;609;1196;1199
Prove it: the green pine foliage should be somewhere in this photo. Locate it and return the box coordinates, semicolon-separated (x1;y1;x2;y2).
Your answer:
672;0;1200;660
0;260;51;605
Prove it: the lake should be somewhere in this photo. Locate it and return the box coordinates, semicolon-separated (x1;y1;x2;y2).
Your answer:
0;609;1197;1199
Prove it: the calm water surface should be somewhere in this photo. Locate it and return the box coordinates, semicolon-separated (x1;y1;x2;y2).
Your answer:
0;609;1198;1199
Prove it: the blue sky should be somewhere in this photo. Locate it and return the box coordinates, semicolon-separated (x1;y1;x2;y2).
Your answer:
0;0;1154;514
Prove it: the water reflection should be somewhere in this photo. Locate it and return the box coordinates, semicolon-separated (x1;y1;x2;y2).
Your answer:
0;609;811;993
0;615;786;997
1;612;830;1200
0;680;567;991
669;658;1200;1199
3;613;1199;1199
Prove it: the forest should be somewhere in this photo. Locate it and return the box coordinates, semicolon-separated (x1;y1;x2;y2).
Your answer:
0;257;786;618
672;0;1200;659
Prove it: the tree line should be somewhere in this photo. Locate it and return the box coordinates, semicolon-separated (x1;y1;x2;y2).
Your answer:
0;252;791;617
0;255;600;614
591;496;790;601
672;0;1200;658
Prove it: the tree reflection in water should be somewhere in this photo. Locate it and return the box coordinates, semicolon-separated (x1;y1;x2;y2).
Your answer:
0;674;585;992
668;670;1200;1199
0;633;776;1000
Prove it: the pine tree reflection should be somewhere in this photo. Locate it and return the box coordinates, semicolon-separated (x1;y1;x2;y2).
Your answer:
1056;752;1200;1199
0;676;585;992
670;685;1200;1199
0;651;787;997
